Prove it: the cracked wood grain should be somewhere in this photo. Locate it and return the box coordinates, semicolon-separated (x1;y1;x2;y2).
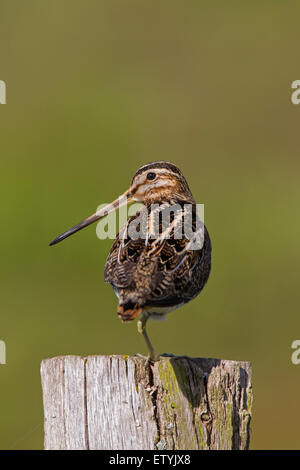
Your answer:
41;355;252;450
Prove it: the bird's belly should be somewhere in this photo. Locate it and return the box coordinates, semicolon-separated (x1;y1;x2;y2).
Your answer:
112;285;184;321
143;303;184;321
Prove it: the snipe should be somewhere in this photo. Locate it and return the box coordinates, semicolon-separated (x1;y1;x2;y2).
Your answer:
50;161;212;361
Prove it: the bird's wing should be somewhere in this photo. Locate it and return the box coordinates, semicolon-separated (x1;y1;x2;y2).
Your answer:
104;234;146;289
142;223;211;307
105;209;211;308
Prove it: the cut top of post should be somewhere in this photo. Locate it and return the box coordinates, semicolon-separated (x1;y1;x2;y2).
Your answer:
41;355;252;450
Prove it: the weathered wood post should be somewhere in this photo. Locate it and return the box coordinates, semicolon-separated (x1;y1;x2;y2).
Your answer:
41;355;252;450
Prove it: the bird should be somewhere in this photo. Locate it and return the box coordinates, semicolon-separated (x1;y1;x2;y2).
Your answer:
50;161;212;362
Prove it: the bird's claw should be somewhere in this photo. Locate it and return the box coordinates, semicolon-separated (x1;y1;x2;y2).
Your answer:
160;353;191;360
134;353;148;360
160;353;176;358
134;352;160;364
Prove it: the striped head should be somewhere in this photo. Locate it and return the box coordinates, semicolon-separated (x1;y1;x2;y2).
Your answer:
130;161;194;204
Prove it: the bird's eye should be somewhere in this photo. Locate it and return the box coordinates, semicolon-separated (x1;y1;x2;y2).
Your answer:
147;172;157;181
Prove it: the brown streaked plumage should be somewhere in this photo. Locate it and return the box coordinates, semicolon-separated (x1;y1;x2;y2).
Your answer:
50;161;212;361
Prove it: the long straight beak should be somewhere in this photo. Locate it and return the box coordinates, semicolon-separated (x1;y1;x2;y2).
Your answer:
49;189;131;246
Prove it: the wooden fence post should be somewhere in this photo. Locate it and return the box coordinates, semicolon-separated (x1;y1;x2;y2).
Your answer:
41;355;252;450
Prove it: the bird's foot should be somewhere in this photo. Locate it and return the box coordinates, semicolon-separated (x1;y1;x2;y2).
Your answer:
160;353;176;358
160;352;190;360
134;352;160;364
136;352;190;362
134;353;148;360
149;351;160;363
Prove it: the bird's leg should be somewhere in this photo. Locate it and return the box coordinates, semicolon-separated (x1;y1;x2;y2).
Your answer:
137;313;159;362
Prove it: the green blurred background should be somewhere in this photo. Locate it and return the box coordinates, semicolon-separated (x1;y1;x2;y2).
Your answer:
1;0;300;449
